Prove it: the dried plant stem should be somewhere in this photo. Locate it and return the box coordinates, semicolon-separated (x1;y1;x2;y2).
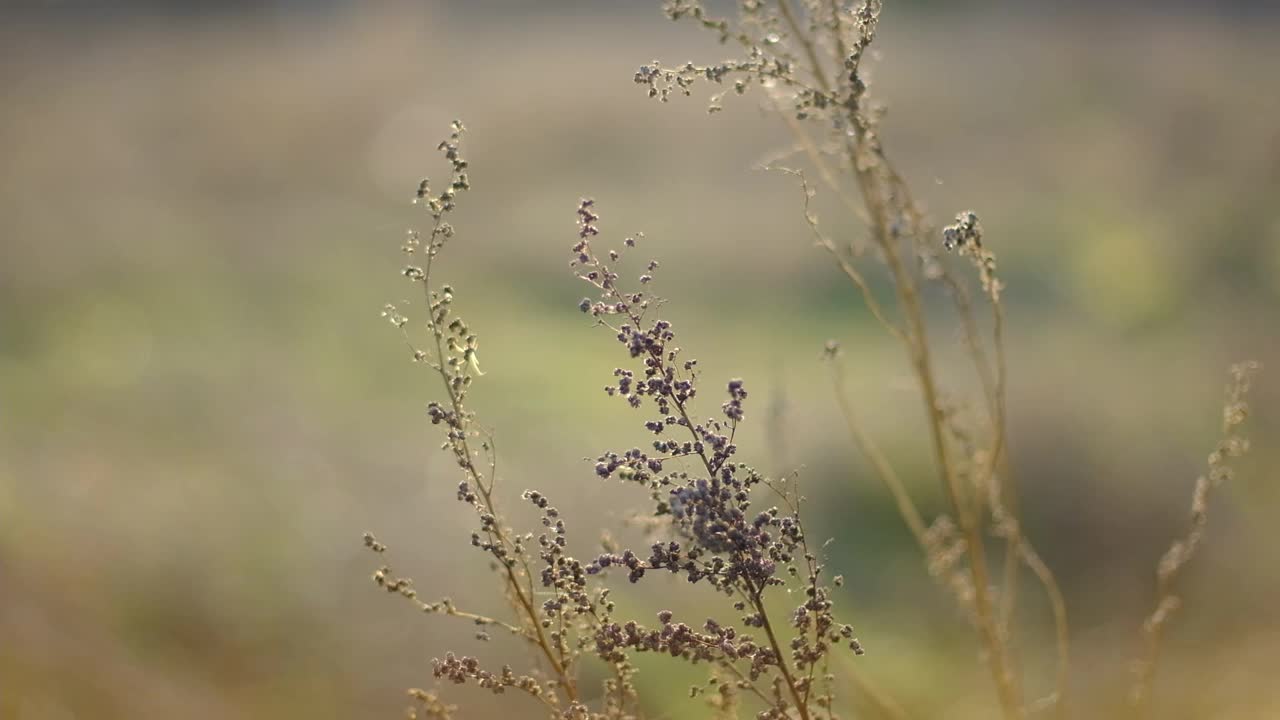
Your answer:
1130;362;1260;718
835;652;914;720
750;587;812;720
772;5;1023;714
827;357;929;548
893;293;1023;720
871;92;1068;710
1019;539;1069;716
990;301;1019;636
714;652;776;708
419;247;581;706
887;117;1072;720
986;302;1067;720
779;164;906;344
765;3;1082;713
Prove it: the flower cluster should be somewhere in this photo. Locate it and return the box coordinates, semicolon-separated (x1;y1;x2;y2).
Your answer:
942;210;1002;301
572;201;798;585
941;210;983;250
524;489;595;621
570;199;859;717
594;611;773;675
433;653;544;697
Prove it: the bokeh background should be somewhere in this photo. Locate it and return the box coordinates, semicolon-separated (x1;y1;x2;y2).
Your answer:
2;1;1278;718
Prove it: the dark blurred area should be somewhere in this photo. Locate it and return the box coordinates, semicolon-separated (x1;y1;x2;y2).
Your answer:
2;1;1278;719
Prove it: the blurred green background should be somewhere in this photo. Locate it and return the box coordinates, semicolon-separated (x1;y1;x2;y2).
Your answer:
2;2;1278;719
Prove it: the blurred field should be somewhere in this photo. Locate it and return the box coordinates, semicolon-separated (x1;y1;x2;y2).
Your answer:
2;3;1279;719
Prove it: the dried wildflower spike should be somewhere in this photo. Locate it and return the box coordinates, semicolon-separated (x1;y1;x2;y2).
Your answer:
568;199;855;720
371;124;607;712
1131;361;1261;715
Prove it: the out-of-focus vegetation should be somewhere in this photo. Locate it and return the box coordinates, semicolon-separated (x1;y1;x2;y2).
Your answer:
1;3;1278;719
